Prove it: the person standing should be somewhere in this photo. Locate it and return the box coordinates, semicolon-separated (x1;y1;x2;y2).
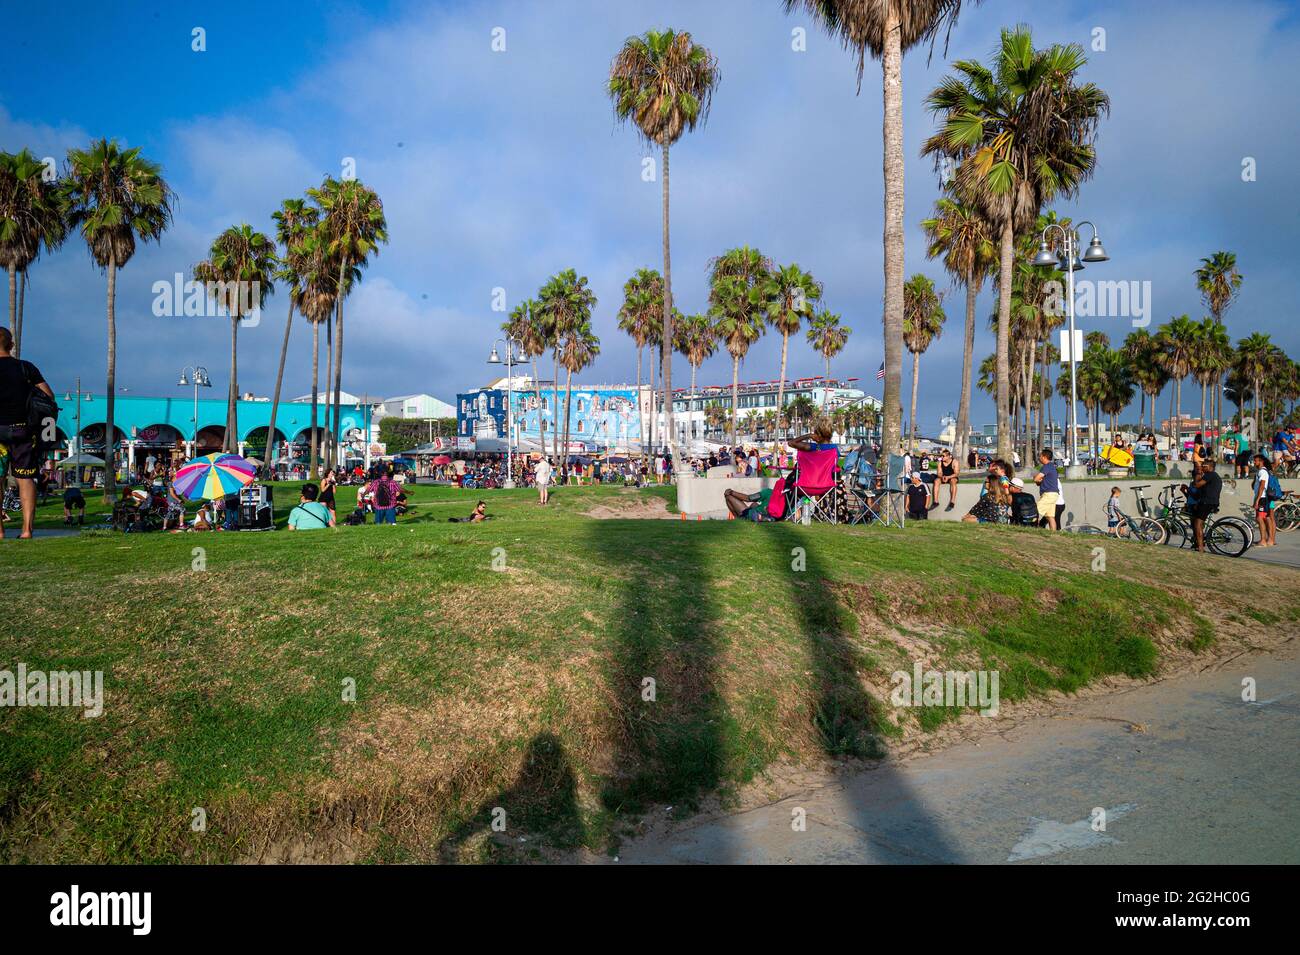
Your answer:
1252;453;1279;548
905;472;931;520
0;327;56;540
1187;459;1223;553
371;469;400;525
534;455;553;505
1033;448;1061;531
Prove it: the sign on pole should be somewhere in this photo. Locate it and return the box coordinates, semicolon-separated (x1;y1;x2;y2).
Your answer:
1059;328;1084;364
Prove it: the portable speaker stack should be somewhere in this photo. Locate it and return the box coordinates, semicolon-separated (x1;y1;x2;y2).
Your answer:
238;484;274;530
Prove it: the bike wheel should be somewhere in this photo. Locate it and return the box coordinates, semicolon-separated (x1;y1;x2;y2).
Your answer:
1131;516;1168;545
1274;502;1300;532
1163;517;1191;549
1207;518;1251;558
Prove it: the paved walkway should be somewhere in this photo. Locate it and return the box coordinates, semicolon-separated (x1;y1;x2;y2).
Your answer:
611;649;1300;864
1242;529;1300;569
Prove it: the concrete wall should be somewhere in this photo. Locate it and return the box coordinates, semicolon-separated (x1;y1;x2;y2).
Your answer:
675;472;1298;526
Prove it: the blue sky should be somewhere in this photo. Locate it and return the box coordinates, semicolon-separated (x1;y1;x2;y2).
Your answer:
3;0;1298;432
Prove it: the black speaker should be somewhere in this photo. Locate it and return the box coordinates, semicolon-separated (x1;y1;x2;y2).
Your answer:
239;484;274;530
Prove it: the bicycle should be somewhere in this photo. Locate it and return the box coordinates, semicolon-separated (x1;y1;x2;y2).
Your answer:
1154;480;1253;556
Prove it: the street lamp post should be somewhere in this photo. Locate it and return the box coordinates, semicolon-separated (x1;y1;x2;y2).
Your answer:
488;336;525;488
1031;221;1109;480
178;365;212;455
62;378;94;489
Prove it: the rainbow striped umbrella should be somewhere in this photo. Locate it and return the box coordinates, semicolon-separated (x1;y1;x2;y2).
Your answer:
173;452;257;501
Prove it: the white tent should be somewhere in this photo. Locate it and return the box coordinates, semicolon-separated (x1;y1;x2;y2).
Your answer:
58;453;105;468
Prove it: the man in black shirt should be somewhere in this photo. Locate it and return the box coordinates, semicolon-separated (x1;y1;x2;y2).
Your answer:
1188;458;1223;553
905;471;931;520
0;327;56;539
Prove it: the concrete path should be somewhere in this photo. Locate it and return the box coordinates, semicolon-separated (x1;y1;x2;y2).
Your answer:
612;648;1300;864
1242;529;1300;569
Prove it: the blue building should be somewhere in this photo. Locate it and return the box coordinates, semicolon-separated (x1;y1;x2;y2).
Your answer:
457;385;642;451
54;392;367;471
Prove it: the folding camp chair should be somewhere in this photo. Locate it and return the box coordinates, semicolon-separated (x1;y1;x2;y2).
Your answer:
792;445;839;523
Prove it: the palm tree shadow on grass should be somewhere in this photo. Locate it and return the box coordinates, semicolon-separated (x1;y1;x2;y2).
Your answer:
585;518;736;857
764;520;965;862
435;732;585;863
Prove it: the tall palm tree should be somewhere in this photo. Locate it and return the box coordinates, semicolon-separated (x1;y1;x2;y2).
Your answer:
1235;332;1280;441
504;297;547;449
1123;329;1166;435
1195;251;1242;443
193;225;276;453
539;269;598;459
921;187;994;465
673;311;716;397
924;26;1109;460
62;139;174;501
291;230;340;479
610;29;719;471
264;198;319;476
762;263;821;438
0;149;67;356
807;309;852;410
708;247;771;446
1154;315;1199;456
901;273;945;448
309;176;387;469
616;268;664;458
1191;318;1231;440
788;0;976;455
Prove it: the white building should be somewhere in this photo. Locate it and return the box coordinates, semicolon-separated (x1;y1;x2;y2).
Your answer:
379;393;456;420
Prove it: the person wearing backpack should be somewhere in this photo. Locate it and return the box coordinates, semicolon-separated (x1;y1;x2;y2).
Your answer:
0;327;57;540
1252;453;1280;547
372;471;399;525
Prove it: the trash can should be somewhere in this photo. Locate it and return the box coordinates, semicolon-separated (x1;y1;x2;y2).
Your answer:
1133;450;1157;477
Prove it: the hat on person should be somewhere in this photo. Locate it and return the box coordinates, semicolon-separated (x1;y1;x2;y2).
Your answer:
1010;477;1025;489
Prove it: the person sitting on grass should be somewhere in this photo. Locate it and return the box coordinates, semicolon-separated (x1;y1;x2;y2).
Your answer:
724;486;772;522
62;483;86;526
448;500;489;523
288;482;334;530
963;474;1011;524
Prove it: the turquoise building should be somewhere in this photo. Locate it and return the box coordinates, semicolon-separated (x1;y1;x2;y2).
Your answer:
54;392;367;469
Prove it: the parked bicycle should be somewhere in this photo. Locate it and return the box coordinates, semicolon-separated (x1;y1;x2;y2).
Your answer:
1152;483;1253;557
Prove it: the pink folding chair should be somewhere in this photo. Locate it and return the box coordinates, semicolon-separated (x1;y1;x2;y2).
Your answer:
793;446;839;523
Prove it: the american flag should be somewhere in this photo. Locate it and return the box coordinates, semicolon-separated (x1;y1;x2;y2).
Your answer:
875;361;885;381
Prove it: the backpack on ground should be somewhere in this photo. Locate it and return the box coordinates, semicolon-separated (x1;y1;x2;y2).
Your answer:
345;508;366;526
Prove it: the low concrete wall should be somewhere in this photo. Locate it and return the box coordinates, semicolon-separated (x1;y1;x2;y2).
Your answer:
675;473;1297;526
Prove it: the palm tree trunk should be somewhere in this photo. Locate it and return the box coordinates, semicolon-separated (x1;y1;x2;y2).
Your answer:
995;224;1014;461
660;142;678;470
908;350;919;450
324;305;334;469
1174;378;1182;463
730;354;740;448
1167;384;1175;458
531;356;543;451
649;346;658;454
265;298;296;478
954;278;976;468
776;330;789;448
635;346;644;464
6;265;16;351
880;6;905;453
551;353;559;461
1037;337;1048;451
104;258;119;502
225;314;239;453
15;268;26;357
310;320;320;480
563;366;574;467
332;271;345;470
